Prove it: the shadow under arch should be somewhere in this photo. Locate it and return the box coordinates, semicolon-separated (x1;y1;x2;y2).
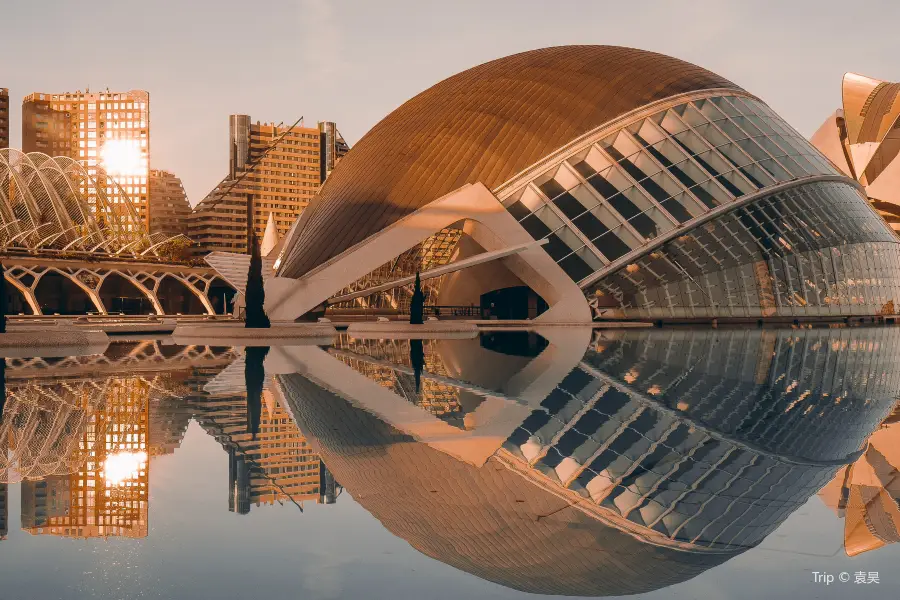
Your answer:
3;276;36;315
156;274;207;315
207;277;237;315
98;273;156;315
34;270;102;315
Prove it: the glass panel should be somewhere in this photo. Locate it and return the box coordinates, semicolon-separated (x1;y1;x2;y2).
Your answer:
627;205;674;240
694;98;729;122
711;96;742;118
558;249;597;282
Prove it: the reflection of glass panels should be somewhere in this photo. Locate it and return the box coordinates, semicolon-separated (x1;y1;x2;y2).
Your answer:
502;327;900;551
501;94;845;284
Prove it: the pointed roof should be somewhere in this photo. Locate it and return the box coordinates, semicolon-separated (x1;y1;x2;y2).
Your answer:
260;212;280;257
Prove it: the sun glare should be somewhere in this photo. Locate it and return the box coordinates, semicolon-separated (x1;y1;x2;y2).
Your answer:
103;450;148;486
100;139;144;177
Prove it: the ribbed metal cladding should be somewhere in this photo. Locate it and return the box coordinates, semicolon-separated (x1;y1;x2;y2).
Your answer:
279;45;741;279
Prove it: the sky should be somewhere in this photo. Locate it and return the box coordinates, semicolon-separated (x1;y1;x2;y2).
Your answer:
2;0;899;205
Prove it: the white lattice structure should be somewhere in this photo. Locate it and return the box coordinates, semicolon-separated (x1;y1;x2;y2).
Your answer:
0;149;183;257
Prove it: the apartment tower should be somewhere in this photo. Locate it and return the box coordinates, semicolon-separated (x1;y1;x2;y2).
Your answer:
148;169;192;237
22;89;150;228
189;117;348;254
0;88;9;148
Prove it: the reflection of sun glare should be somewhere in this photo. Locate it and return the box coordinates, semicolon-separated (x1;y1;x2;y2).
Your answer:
100;139;143;177
103;451;148;486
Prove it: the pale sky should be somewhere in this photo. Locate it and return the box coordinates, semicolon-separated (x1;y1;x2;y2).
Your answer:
3;0;898;205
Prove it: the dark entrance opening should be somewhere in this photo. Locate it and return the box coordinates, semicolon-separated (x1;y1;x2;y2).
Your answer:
157;275;206;315
99;274;154;315
3;281;34;315
208;278;237;315
35;271;97;315
480;286;548;320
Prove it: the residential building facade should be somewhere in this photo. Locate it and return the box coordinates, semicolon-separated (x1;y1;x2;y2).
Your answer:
148;169;191;237
0;88;9;148
22;89;151;227
189;117;347;254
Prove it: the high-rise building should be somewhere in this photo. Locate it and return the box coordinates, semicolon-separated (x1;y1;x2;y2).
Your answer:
189;117;348;254
22;89;151;228
148;169;192;237
0;88;9;149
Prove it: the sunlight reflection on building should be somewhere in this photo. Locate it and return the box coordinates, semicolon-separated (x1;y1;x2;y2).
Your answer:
20;378;150;539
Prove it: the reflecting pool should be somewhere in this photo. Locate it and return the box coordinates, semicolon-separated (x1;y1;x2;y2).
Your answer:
1;328;899;599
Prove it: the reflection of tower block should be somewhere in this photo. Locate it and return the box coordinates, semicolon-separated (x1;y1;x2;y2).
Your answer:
318;461;340;505
27;377;151;539
0;483;7;540
228;449;252;515
21;477;71;531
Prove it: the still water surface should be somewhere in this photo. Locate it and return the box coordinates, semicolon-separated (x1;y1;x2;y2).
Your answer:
1;328;899;599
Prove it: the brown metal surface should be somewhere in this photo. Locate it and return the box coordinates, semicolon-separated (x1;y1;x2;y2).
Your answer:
279;45;740;279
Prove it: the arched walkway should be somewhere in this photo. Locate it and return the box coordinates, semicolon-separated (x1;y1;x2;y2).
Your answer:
3;278;35;315
157;275;206;315
35;271;100;315
207;277;237;315
99;273;155;315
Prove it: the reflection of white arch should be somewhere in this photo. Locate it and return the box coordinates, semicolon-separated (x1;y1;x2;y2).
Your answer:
34;268;106;314
266;183;591;323
268;327;593;467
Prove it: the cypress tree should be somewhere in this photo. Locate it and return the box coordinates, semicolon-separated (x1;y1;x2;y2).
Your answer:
244;232;270;328
410;271;425;325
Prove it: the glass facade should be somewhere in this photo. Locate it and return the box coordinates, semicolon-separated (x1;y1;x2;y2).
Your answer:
502;327;900;551
497;93;900;319
589;182;900;319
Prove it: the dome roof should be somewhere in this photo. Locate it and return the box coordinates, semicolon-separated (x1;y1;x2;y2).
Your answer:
279;45;740;278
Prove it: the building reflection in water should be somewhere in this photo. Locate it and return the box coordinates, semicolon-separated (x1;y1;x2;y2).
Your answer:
271;326;900;596
820;407;900;556
0;340;336;541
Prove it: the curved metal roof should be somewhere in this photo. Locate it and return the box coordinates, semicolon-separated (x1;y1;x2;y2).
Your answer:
279;45;740;278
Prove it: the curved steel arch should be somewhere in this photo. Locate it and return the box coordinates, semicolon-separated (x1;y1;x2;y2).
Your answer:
0;148;177;257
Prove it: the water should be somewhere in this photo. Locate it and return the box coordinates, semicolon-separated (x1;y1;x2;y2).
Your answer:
0;328;898;599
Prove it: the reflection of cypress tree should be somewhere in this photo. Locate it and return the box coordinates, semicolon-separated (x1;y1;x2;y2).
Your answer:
0;359;5;426
0;261;7;334
410;339;425;394
410;271;425;325
245;232;271;328
244;346;269;439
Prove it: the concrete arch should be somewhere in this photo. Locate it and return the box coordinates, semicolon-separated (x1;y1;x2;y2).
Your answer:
155;274;214;315
34;268;105;315
266;183;590;323
98;272;159;315
3;275;38;315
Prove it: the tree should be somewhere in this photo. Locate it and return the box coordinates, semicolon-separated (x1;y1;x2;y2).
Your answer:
409;339;425;393
0;261;6;334
410;271;425;325
244;346;269;440
244;232;271;328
